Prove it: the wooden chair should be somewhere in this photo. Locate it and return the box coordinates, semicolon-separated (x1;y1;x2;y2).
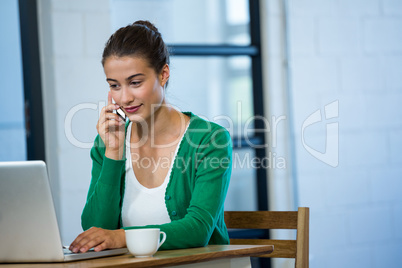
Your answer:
224;207;309;268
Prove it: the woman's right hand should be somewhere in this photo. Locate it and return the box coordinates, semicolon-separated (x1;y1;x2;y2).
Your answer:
96;92;126;160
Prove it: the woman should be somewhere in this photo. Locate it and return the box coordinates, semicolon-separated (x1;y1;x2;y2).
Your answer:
69;20;232;253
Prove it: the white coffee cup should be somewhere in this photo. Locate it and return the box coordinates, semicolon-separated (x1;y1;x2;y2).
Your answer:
125;228;167;257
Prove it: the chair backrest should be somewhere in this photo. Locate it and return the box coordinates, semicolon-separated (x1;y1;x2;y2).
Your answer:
224;207;309;268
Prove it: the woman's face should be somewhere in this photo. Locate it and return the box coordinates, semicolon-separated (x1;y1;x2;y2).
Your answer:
103;55;169;123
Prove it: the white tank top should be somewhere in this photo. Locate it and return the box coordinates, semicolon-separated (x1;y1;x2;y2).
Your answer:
121;121;188;227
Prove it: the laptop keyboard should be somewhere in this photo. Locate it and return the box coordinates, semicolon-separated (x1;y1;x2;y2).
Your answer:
63;246;95;255
63;248;75;255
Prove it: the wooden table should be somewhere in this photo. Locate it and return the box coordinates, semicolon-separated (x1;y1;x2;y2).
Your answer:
0;245;273;268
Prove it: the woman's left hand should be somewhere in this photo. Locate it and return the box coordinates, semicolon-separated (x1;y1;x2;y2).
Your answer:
69;227;126;253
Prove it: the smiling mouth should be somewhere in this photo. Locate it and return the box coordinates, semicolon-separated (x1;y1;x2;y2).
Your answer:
124;104;142;113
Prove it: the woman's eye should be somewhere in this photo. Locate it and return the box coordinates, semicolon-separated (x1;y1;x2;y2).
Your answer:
130;81;141;86
109;84;119;89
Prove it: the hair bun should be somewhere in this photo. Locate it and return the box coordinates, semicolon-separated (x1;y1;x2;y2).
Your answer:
133;20;159;33
103;19;169;82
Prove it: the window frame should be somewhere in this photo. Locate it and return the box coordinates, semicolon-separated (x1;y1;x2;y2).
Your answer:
168;0;268;211
168;1;270;266
19;0;46;161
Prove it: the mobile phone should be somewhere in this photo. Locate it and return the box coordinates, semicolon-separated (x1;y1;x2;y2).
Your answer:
115;108;126;122
112;97;127;122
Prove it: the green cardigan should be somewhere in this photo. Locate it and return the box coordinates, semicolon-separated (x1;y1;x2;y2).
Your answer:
81;112;232;250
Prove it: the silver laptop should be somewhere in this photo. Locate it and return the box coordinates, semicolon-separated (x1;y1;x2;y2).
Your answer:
0;161;127;262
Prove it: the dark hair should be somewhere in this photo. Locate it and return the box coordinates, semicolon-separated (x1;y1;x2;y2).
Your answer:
102;20;170;76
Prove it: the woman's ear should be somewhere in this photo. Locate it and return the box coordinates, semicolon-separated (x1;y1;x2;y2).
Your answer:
160;64;170;87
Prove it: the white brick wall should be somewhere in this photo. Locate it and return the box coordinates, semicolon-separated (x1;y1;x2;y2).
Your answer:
383;56;402;90
289;17;315;56
364;18;402;53
383;0;402;15
318;18;361;55
36;0;402;266
261;0;402;267
38;0;112;244
340;58;382;92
